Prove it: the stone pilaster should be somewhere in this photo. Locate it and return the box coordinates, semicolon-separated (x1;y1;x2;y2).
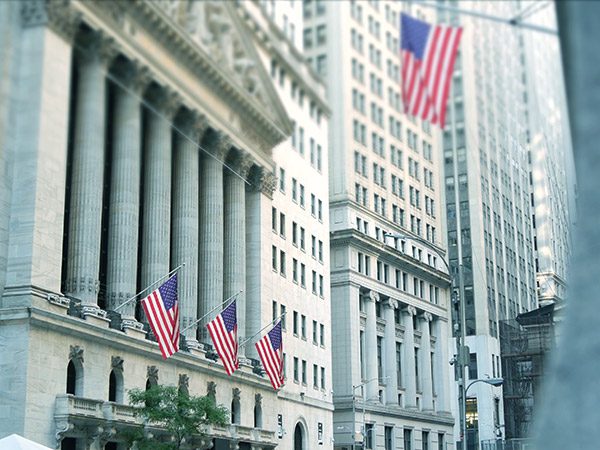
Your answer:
434;318;451;413
198;131;231;341
364;290;379;402
64;30;117;313
140;86;180;300
172;112;208;344
105;61;151;320
243;166;272;358
383;298;399;405
420;312;434;411
402;305;418;408
224;150;253;356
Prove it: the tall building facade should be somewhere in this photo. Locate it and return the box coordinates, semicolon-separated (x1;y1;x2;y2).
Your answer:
0;0;332;448
439;1;573;447
304;1;456;449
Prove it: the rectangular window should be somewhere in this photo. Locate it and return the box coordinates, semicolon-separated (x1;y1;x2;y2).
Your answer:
299;127;305;154
318;240;323;262
311;235;317;258
422;431;429;450
301;315;306;339
312;270;317;294
320;323;325;346
272;300;277;322
469;353;478;379
293;311;298;335
318;200;323;221
300;227;305;250
311;194;316;216
293;357;299;382
438;433;445;450
403;429;412;450
279;212;285;237
279;167;285;192
292;258;298;283
396;342;402;387
300;263;306;287
312;320;318;344
313;364;318;388
321;366;326;389
365;423;374;449
279;250;286;276
300;185;305;207
271;207;277;232
385;426;393;450
292;222;298;246
319;274;324;297
292;178;298;202
280;305;286;330
302;360;307;384
271;246;277;271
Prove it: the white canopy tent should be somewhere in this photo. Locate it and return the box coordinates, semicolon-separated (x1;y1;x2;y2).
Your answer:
0;434;53;450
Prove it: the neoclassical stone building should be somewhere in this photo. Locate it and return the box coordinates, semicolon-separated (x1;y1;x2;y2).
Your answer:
0;0;331;449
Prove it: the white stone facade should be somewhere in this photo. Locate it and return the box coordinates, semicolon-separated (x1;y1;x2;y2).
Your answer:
303;1;455;449
0;1;331;449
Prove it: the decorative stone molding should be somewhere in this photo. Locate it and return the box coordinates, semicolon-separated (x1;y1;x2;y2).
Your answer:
367;291;379;303
232;387;241;401
420;312;433;322
177;111;210;142
147;365;159;385
47;292;70;308
76;29;120;66
69;345;84;364
111;356;124;371
404;305;417;316
146;85;182;119
112;59;153;96
255;393;262;406
208;132;232;160
21;0;82;42
384;298;398;309
247;167;276;198
227;150;254;179
64;276;99;296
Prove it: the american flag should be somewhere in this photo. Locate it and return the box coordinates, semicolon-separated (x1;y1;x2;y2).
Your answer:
255;321;284;390
141;274;180;359
206;301;239;376
400;12;462;128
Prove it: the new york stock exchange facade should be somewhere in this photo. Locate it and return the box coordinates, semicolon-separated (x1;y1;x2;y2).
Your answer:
0;0;326;448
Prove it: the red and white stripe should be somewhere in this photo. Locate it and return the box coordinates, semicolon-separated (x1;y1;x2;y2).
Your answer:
141;291;179;359
207;316;239;376
402;24;462;128
256;335;284;390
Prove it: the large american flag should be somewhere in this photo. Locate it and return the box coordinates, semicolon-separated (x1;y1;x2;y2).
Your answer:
141;274;180;359
255;321;284;390
207;301;239;376
400;12;462;128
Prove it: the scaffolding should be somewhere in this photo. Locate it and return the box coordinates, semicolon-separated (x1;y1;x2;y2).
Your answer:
499;304;555;440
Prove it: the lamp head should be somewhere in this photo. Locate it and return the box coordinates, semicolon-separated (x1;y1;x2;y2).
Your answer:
486;378;504;387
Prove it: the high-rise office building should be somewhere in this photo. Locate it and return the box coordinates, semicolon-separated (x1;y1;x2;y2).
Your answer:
439;1;574;447
0;0;332;448
304;1;455;449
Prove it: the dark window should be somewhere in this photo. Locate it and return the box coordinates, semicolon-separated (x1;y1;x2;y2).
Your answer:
365;423;374;449
385;426;393;450
403;429;412;450
66;361;76;395
109;370;117;401
469;353;478;380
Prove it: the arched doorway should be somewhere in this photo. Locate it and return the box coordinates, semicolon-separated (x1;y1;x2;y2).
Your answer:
293;422;304;450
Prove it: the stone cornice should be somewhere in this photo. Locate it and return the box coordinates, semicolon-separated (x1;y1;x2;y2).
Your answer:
21;0;82;42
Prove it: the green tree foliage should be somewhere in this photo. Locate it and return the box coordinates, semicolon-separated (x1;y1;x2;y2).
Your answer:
126;385;229;450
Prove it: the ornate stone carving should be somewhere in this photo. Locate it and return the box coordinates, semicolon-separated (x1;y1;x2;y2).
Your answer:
179;373;189;391
146;85;182;119
384;298;398;309
111;356;124;371
420;312;433;322
147;365;159;385
207;381;217;399
232;387;241;401
76;29;120;67
247;167;275;197
209;132;232;160
21;0;82;42
69;345;84;363
367;291;379;303
404;305;417;316
227;150;254;179
113;60;153;96
178;111;210;142
255;393;262;406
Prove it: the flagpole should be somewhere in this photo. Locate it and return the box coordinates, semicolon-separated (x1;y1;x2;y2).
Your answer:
114;263;185;312
179;290;242;334
238;311;287;349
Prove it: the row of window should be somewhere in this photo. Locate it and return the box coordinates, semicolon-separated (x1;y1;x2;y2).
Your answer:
292;357;326;390
271;246;325;297
366;426;445;450
277;172;324;218
290;124;323;172
271;301;326;348
271;206;325;257
303;25;326;49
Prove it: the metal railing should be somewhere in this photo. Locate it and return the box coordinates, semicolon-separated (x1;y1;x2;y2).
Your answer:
481;438;535;450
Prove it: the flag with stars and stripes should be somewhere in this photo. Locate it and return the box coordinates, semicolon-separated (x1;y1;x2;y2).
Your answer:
141;274;180;359
400;12;462;128
206;300;239;376
256;321;284;390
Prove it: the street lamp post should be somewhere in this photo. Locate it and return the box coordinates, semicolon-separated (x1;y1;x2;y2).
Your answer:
352;376;390;450
464;378;503;450
383;231;468;450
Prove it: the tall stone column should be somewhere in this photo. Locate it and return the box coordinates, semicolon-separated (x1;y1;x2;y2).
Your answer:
402;305;418;408
172;112;208;345
434;317;451;413
105;61;150;321
198;132;231;341
364;290;379;401
224;150;254;357
64;30;116;315
384;298;399;405
140;87;180;298
420;312;434;411
244;167;275;358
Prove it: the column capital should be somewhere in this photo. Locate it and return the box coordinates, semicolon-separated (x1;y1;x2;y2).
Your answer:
178;111;210;142
146;85;182;119
365;291;379;303
211;132;232;159
76;29;120;67
403;305;417;316
420;311;433;322
21;0;82;42
228;150;254;179
113;60;153;96
247;167;276;198
383;298;398;310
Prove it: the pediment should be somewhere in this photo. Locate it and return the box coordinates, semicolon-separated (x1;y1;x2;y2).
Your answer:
154;0;292;152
